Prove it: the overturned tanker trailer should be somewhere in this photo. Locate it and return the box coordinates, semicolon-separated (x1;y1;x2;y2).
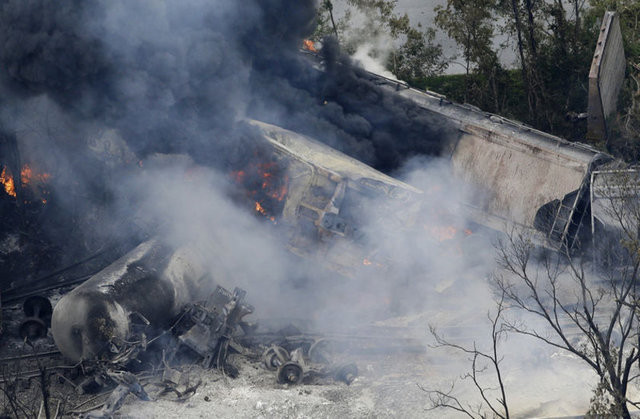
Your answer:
236;119;424;276
51;239;217;363
364;71;613;252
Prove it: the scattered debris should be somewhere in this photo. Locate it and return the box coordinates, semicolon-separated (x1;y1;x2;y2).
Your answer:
172;286;254;375
262;343;358;386
81;372;150;418
0;249;423;417
19;296;52;341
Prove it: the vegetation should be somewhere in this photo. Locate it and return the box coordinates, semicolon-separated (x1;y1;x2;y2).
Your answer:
313;1;447;79
315;0;640;159
426;170;640;417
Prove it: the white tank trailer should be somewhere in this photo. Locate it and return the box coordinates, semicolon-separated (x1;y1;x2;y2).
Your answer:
51;239;213;363
364;70;612;252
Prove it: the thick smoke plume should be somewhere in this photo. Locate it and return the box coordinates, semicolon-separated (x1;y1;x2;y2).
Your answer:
0;0;456;285
0;0;465;317
0;0;452;172
0;0;466;327
0;2;600;415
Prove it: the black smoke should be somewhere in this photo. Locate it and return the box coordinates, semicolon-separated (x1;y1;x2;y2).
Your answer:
0;0;455;282
0;0;453;171
248;37;454;172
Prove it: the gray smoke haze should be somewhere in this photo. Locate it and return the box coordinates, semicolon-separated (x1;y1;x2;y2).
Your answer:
0;0;455;258
0;1;600;415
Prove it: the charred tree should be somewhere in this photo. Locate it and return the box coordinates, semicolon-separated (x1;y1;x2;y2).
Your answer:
493;217;640;417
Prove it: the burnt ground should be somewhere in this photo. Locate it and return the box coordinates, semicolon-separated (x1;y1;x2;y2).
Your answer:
0;222;614;419
101;320;600;419
0;307;604;418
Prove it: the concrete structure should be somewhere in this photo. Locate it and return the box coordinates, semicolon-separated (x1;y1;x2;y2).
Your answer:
587;11;626;142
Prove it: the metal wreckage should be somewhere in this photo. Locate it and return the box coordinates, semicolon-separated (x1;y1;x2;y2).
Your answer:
43;117;427;413
2;66;631;415
0;115;431;416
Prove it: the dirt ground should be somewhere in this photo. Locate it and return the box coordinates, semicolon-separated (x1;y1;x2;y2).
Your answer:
117;352;434;419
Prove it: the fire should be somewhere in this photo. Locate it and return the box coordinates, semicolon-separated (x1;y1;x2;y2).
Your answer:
231;170;246;184
0;167;16;197
255;201;266;215
20;164;51;185
362;257;385;268
255;202;276;222
423;224;473;242
255;162;288;202
231;159;288;222
0;163;52;203
303;39;317;53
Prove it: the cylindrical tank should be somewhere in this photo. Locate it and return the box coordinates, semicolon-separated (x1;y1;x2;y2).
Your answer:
51;239;212;362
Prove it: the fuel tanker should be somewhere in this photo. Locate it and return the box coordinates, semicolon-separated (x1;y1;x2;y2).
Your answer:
51;239;213;362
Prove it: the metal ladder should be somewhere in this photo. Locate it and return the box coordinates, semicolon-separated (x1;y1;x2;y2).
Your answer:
548;181;589;250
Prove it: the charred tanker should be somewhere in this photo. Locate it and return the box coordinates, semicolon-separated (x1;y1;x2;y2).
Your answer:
51;239;214;363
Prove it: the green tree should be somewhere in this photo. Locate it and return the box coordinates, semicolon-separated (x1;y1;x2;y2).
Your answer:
389;25;447;83
314;1;447;82
434;0;507;112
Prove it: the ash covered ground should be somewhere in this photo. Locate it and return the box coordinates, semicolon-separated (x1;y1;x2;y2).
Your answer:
0;307;598;418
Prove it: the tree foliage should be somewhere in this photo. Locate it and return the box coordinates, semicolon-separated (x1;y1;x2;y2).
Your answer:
313;1;447;81
389;25;446;82
434;0;512;113
314;1;639;155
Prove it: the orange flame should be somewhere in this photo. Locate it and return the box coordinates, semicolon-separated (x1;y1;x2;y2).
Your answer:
0;167;16;197
255;202;276;222
20;164;51;186
362;257;385;268
255;201;266;215
424;224;458;242
303;39;317;53
231;170;246;184
232;160;288;222
0;163;52;203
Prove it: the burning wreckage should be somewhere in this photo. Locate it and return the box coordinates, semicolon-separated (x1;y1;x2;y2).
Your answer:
0;115;430;414
0;53;627;418
46;118;426;387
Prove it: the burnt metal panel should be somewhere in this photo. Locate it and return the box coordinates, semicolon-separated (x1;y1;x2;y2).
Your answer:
588;11;626;142
248;119;422;275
